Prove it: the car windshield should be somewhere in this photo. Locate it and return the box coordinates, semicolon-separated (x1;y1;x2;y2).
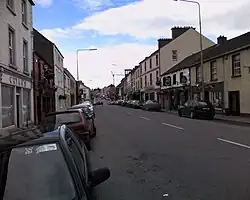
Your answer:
0;143;76;200
46;112;81;125
197;101;209;106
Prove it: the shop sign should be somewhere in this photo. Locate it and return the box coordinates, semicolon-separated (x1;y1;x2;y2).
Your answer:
1;73;31;88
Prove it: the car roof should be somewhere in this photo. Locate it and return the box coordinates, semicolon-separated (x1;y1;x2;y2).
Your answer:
0;126;65;152
46;109;81;116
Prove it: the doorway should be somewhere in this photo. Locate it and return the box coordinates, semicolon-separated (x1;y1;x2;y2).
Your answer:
16;94;20;127
228;91;240;115
204;91;209;102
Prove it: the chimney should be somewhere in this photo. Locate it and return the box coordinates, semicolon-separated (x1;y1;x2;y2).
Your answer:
158;38;172;48
171;26;195;39
217;36;227;45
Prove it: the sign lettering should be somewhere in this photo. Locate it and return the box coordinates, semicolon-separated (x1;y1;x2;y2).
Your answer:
9;76;27;87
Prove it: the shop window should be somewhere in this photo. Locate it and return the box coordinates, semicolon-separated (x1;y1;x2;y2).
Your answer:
23;89;30;122
2;85;14;127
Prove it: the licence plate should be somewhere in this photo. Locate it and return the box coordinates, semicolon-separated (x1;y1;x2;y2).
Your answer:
203;108;210;110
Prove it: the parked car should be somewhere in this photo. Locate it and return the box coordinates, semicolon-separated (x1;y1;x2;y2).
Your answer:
74;102;95;118
131;100;144;109
93;100;103;106
142;100;161;111
0;126;110;200
43;109;92;150
178;100;215;119
69;105;97;138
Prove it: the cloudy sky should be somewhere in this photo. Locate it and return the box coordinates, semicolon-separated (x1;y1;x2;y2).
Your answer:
33;0;250;89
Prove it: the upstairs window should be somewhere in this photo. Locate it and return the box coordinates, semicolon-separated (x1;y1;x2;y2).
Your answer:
210;61;217;81
172;50;178;61
21;0;27;25
232;54;241;77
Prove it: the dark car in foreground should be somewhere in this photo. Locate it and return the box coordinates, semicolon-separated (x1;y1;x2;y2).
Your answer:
0;126;110;200
178;100;215;119
43;109;93;149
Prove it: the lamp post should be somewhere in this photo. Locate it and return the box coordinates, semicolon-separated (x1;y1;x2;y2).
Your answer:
76;48;97;81
173;0;204;100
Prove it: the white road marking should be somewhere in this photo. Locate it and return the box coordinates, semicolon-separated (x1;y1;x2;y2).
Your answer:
140;116;150;120
217;138;250;149
162;122;183;130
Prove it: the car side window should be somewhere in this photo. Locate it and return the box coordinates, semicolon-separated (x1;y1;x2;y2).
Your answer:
65;130;87;182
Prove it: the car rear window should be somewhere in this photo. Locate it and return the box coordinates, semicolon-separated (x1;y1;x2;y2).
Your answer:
47;112;81;125
0;143;76;200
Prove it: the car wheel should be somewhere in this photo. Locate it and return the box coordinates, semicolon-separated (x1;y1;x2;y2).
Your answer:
178;110;182;117
209;115;215;120
190;111;195;119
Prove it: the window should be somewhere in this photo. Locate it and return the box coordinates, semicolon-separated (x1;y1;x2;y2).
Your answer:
156;70;159;81
180;72;183;82
173;74;176;85
66;134;87;180
140;65;142;74
196;66;201;83
144;62;146;72
1;143;77;200
7;0;14;10
232;54;241;77
23;89;30;123
8;27;15;65
2;85;14;127
144;76;147;87
172;50;178;61
150;58;152;69
23;40;28;72
156;54;159;66
150;73;152;85
140;77;142;89
210;61;217;81
21;0;27;25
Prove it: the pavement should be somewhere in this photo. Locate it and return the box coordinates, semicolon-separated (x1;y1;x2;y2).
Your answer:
91;104;250;200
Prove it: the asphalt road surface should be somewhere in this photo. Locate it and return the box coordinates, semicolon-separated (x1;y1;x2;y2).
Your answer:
91;104;250;200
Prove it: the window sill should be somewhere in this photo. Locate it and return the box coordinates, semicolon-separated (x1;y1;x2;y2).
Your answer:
6;5;16;16
210;79;218;82
231;75;241;78
9;64;17;70
22;22;29;30
23;71;29;76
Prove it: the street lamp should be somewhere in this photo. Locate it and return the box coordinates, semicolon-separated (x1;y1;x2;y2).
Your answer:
173;0;204;100
76;48;97;81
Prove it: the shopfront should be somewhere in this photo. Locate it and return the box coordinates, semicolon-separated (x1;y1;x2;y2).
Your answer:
0;70;33;129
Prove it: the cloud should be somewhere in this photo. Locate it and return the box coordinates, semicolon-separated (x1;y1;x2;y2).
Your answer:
73;0;113;11
39;28;84;44
63;43;156;88
34;0;52;7
38;0;250;87
72;0;249;39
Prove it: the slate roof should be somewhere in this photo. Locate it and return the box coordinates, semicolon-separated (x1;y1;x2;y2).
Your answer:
162;31;250;76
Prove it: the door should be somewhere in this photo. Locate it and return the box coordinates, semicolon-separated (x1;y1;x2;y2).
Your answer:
204;91;209;102
229;91;240;115
16;95;20;127
37;96;41;123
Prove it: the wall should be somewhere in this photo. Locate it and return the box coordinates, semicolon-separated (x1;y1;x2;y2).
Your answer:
54;46;65;111
224;49;250;114
160;29;215;75
140;51;160;91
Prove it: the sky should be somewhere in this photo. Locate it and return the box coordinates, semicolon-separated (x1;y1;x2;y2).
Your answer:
33;0;250;89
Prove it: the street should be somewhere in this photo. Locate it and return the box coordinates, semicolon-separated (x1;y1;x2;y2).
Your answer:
91;104;250;200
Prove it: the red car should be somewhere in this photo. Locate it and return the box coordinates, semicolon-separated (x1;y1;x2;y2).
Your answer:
43;109;92;150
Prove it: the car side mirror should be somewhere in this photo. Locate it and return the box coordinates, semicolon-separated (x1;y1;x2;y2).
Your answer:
89;167;110;188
